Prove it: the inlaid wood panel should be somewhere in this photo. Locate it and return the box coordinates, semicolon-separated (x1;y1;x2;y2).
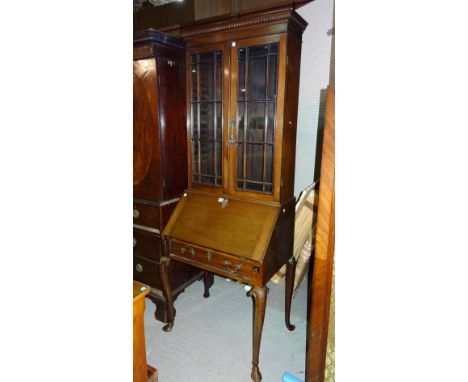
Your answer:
133;58;162;201
133;69;155;186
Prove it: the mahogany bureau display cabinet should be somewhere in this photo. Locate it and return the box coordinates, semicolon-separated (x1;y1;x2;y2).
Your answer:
133;29;213;323
159;7;307;382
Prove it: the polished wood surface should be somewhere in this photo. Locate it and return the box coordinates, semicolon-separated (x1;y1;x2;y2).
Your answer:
280;32;303;201
262;196;295;285
133;200;180;233
133;30;187;202
159;255;175;332
164;191;279;262
133;63;157;188
134;30;210;323
247;286;269;382
306;86;335;382
133;281;157;382
285;256;297;331
134;228;163;262
170;238;263;286
133;58;161;200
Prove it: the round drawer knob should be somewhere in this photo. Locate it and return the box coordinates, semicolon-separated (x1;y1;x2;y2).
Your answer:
133;237;137;247
133;208;139;219
136;263;143;272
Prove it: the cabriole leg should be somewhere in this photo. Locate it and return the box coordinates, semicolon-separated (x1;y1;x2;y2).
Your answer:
285;256;297;331
159;255;174;332
203;271;214;298
247;285;268;382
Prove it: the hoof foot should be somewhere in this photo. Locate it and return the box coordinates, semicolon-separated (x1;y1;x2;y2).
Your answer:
162;323;173;332
203;291;210;298
251;366;262;382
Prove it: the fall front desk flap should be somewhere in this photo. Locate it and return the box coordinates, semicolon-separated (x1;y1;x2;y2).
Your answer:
162;191;280;263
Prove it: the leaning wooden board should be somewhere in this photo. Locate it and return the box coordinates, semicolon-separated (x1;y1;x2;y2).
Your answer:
306;86;335;382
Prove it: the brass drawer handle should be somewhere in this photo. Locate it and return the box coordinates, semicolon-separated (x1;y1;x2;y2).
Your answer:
181;246;195;256
136;263;143;272
207;252;213;261
226;264;242;275
133;208;139;219
223;260;231;266
133;237;137;247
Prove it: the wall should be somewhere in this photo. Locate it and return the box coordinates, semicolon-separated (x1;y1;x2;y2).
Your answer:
294;0;334;195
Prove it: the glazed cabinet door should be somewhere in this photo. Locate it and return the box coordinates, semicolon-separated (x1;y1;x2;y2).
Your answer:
187;44;229;194
228;35;285;202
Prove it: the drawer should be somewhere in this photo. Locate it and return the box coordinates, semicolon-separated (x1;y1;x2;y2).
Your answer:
133;202;161;232
170;240;261;285
133;201;179;232
133;256;162;288
133;255;203;291
133;229;163;262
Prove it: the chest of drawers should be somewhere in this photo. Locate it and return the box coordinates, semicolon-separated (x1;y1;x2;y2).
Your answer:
133;29;213;322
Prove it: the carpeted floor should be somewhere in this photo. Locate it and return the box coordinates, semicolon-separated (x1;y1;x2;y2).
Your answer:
144;274;309;382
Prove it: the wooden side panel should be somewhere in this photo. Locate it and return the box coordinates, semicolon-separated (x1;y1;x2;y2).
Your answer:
158;52;188;201
262;197;295;284
306;86;335;382
159;202;179;229
280;32;302;202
